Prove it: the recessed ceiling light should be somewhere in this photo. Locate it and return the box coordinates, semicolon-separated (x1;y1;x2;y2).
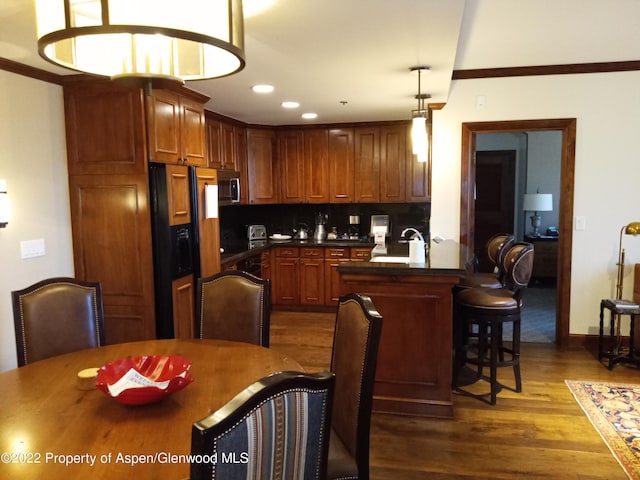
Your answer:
252;84;274;93
302;113;318;120
281;101;300;109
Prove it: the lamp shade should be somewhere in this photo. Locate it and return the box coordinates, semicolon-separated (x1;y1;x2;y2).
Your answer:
35;0;245;82
412;115;428;162
523;193;553;212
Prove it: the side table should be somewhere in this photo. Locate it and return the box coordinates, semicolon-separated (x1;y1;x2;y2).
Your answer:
599;299;640;370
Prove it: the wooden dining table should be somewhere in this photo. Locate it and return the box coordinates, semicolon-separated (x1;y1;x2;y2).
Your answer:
0;338;302;479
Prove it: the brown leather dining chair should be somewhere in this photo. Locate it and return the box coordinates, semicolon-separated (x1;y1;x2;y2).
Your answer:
12;277;105;367
191;370;335;480
196;270;270;347
327;293;383;480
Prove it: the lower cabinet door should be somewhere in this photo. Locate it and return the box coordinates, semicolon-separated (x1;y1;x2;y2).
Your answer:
172;274;195;339
300;258;324;305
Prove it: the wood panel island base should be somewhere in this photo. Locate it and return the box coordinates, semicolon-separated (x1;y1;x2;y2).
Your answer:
338;261;462;418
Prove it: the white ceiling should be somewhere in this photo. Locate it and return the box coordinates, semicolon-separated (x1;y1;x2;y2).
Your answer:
2;0;640;126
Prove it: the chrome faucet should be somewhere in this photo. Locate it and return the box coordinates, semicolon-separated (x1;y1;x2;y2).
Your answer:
401;227;424;241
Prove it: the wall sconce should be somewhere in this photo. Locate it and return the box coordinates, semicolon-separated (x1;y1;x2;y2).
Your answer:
0;179;9;228
616;222;640;299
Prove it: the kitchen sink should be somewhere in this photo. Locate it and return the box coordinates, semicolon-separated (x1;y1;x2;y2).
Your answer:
369;256;411;263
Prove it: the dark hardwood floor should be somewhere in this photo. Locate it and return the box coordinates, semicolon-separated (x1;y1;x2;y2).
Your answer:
270;309;637;479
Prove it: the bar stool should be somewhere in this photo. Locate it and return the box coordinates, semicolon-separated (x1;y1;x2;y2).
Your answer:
457;233;515;291
453;242;534;405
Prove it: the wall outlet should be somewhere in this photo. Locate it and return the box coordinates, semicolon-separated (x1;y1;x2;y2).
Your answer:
21;239;46;259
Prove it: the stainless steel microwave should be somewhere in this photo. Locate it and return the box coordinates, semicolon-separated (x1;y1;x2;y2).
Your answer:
218;170;240;205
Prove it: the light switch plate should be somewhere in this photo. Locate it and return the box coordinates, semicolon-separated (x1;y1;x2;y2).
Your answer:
575;216;586;231
21;239;46;259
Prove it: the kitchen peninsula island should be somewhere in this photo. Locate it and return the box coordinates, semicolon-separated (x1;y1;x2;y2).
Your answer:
338;252;464;418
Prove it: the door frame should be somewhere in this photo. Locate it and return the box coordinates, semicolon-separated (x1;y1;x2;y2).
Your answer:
460;119;576;348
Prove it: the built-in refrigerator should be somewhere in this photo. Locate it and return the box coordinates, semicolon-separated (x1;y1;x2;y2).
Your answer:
148;162;220;339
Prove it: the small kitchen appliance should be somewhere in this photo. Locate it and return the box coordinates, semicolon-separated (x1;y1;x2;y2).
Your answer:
314;212;328;241
247;224;267;249
348;215;360;240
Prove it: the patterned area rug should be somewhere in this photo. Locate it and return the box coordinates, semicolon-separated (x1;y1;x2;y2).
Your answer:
566;381;640;479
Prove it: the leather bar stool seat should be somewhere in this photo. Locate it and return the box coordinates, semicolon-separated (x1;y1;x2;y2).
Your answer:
453;242;534;405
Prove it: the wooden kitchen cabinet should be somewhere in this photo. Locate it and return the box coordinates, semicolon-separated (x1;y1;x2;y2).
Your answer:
172;274;195;339
273;247;300;304
324;247;350;304
300;247;325;305
304;129;330;203
261;250;271;280
247;128;279;204
329;128;355;203
68;173;156;344
165;164;192;226
147;89;208;166
380;124;407;202
193;167;221;277
354;127;380;203
234;125;249;204
64;81;147;176
278;130;305;203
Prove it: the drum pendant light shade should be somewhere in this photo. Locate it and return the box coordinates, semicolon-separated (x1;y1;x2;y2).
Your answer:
35;0;245;82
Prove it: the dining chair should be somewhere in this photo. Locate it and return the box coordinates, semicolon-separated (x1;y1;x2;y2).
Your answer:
11;277;105;367
190;370;336;480
327;293;383;480
196;270;270;347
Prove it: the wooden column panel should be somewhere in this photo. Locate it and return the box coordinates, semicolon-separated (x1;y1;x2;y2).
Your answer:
194;168;221;277
68;174;156;342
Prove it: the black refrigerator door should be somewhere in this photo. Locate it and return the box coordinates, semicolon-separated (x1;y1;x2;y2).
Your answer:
149;162;196;339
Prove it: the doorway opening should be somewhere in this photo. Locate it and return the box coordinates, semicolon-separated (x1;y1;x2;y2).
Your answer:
460;119;576;348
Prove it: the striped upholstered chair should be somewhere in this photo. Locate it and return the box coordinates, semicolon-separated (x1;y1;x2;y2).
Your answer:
190;371;335;480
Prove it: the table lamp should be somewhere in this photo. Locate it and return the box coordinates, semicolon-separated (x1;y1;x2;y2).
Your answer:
616;222;640;299
523;192;553;237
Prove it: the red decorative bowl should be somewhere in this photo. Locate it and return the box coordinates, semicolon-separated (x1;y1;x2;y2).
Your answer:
96;355;193;405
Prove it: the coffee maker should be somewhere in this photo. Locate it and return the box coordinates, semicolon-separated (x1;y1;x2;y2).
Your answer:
348;215;361;240
314;212;328;241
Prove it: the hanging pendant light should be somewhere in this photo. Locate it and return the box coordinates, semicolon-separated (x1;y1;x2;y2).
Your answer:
410;66;431;163
35;0;245;84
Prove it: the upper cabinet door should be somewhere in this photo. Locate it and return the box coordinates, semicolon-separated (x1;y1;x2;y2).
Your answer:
247;129;279;204
380;124;407;203
65;83;147;175
147;90;206;166
329;128;354;203
304;129;330;203
165;164;191;226
180;96;207;167
354;127;380;203
278;130;305;204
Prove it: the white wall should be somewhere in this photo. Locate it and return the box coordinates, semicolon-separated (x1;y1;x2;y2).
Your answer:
0;71;73;373
431;70;640;336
